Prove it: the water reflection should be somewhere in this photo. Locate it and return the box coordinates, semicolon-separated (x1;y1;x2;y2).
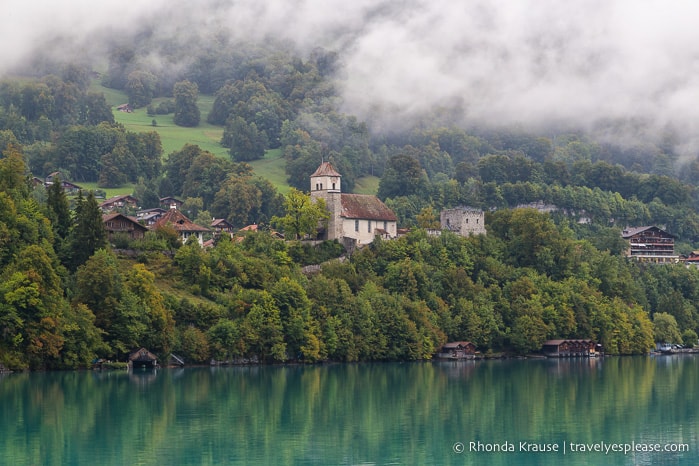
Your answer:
0;357;697;465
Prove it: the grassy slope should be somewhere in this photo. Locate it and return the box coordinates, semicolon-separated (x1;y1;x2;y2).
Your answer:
93;83;378;196
248;148;291;194
353;175;380;195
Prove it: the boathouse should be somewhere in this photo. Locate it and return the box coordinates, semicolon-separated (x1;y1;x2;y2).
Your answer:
542;339;596;357
128;348;158;368
436;341;477;359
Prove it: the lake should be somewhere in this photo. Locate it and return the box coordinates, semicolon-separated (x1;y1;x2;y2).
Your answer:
0;356;696;465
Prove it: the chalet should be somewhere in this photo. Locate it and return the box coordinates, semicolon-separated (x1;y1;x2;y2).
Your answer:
150;208;210;246
211;218;236;236
542;339;598;357
160;196;184;210
55;180;83;194
136;207;166;226
310;162;398;246
103;213;148;241
683;251;699;268
436;341;477;359
440;207;486;237
128;348;158;368
621;226;678;263
100;194;139;213
34;172;83;194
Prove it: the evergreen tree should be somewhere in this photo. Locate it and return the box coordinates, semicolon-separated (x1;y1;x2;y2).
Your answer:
69;191;107;270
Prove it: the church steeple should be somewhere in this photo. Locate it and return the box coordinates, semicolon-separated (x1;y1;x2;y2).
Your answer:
310;161;341;193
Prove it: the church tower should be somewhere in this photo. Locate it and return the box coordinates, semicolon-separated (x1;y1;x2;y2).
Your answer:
310;162;342;240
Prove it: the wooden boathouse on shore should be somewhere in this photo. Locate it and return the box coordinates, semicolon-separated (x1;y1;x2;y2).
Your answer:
542;339;598;357
436;341;477;359
128;348;158;368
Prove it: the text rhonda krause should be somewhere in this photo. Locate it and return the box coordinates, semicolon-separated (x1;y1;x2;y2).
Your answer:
468;440;689;454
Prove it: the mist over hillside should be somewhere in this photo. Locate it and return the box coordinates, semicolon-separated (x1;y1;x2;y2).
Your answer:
4;0;699;156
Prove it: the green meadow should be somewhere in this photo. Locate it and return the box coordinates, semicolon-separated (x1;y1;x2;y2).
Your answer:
93;83;377;196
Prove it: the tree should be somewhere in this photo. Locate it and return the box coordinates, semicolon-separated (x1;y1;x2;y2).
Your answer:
378;154;428;199
272;188;329;240
126;70;157;108
80;92;115;125
173;80;200;127
224;116;266;162
69;191;107;270
653;312;682;344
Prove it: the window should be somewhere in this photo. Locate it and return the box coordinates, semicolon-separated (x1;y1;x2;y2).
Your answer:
332;183;336;190
355;220;359;232
368;220;372;232
384;221;387;230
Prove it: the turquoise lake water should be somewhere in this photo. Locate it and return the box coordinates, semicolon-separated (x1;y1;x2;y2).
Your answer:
0;356;696;465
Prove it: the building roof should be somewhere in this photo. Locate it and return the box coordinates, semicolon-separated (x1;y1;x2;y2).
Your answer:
442;341;475;349
311;161;342;178
128;347;157;362
340;194;398;221
100;194;138;207
211;218;234;228
621;226;674;239
159;196;183;205
102;213;148;231
543;339;593;346
151;208;210;232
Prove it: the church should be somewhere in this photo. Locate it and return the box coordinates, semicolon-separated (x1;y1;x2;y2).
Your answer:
310;162;398;246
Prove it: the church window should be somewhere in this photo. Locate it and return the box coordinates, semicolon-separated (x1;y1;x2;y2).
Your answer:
355;220;359;232
368;220;372;232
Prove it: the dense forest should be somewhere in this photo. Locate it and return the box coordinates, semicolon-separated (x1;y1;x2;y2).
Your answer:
2;35;699;369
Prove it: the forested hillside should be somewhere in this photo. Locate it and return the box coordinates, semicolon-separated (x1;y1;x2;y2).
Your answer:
2;32;699;369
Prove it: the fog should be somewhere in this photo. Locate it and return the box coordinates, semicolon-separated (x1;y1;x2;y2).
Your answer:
4;0;699;150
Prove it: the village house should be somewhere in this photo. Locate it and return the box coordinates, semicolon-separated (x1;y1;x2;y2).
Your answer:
150;208;210;246
159;196;184;210
310;162;398;247
682;251;699;268
435;341;477;359
621;226;678;263
100;194;139;213
102;213;149;241
211;218;236;237
541;339;598;357
136;207;166;226
32;172;83;194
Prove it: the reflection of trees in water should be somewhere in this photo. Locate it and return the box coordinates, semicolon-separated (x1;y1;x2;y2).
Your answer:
0;360;696;464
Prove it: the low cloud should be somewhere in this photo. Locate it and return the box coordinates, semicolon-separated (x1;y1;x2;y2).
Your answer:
4;0;699;152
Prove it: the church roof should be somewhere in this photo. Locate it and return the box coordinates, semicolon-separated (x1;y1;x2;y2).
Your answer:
311;162;342;178
341;194;398;221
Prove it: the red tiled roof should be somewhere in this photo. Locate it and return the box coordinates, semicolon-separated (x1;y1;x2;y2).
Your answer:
340;194;397;221
311;162;342;178
151;209;210;232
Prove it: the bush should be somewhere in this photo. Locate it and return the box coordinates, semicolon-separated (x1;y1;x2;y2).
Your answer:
287;240;345;265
